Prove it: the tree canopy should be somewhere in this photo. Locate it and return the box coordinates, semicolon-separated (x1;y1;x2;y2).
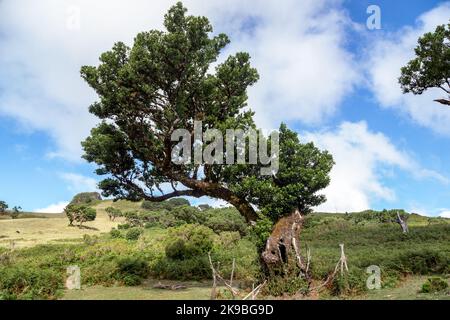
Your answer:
399;22;450;105
81;2;333;223
0;201;8;214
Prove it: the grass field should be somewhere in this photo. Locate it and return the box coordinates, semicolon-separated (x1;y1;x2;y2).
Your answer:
63;280;217;300
61;276;450;300
0;200;137;248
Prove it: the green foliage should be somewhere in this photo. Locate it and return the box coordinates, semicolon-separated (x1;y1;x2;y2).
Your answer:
152;256;211;280
330;269;368;296
165;224;214;259
343;209;409;226
83;234;99;246
399;22;450;103
141;198;190;211
400;22;450;94
80;2;333;228
125;228;143;241
0;200;8;213
105;207;122;221
110;229;122;239
421;277;448;293
203;208;248;235
69;192;102;205
393;249;449;274
64;204;97;226
0;266;62;300
10;206;22;219
115;257;149;286
265;276;309;297
249;216;273;250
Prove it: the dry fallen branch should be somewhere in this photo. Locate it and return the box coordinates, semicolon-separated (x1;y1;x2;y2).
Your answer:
153;282;187;290
309;243;349;293
208;253;265;300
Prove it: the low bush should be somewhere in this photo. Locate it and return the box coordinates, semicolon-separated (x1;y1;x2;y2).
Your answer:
264;275;309;297
421;277;448;293
125;228;143;241
151;256;211;280
115;256;149;286
0;266;62;300
392;249;449;274
110;229;122;239
165;224;215;259
329;269;367;296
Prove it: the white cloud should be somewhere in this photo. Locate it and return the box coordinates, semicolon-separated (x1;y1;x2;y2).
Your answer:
34;201;69;213
60;172;98;193
367;2;450;135
439;211;450;218
0;0;359;160
304;121;447;212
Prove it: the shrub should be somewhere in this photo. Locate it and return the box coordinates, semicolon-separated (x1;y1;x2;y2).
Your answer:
394;249;449;274
110;229;122;239
125;228;143;241
115;257;149;286
151;256;211;280
165;239;187;260
123;211;143;227
172;206;206;224
165;224;215;259
82;234;98;246
204;208;248;235
141;198;190;211
0;266;62;300
421;277;449;293
118;223;131;230
216;231;241;249
329;269;367;296
264;276;309;297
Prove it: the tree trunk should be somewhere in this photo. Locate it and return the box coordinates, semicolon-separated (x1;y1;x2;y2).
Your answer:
261;209;306;273
396;212;408;234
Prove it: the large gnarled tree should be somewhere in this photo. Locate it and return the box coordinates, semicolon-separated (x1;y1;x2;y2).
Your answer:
81;2;333;271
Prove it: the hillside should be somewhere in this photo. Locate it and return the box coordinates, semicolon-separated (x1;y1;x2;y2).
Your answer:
0;200;449;300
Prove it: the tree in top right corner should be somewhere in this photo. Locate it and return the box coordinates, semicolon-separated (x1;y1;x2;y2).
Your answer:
399;22;450;105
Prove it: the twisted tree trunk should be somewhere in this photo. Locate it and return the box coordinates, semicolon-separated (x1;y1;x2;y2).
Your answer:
261;209;306;274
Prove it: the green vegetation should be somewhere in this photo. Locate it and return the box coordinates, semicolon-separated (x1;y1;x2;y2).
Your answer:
1;200;449;300
421;277;449;293
64;205;97;227
105;207;122;221
400;22;450;106
0;201;8;214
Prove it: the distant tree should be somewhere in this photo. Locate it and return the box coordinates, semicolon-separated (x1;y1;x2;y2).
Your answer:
105;207;122;221
64;204;97;227
10;206;22;219
0;201;8;215
399;22;450;105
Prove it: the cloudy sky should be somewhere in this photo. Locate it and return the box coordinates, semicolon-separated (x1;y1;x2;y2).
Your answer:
1;0;450;217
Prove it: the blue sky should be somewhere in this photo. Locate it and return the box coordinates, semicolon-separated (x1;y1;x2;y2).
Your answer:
1;0;450;217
